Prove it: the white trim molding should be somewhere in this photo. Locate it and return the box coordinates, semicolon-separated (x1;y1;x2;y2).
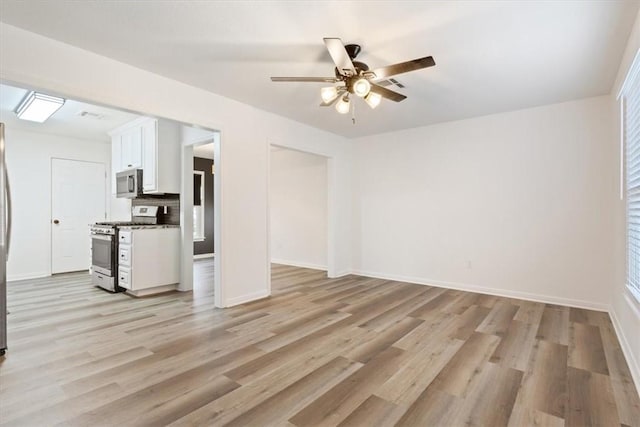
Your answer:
271;259;327;272
194;253;215;260
350;269;610;312
225;289;270;308
7;271;54;282
610;293;640;396
328;270;352;279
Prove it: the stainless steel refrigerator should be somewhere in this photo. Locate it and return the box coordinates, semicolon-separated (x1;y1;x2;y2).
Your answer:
0;122;11;356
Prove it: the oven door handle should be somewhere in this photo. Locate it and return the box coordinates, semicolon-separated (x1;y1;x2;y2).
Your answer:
91;234;113;241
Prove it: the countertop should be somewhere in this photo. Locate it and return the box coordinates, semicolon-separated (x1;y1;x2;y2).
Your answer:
117;224;180;230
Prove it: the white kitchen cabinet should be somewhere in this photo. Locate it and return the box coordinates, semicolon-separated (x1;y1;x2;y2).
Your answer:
117;228;180;295
109;117;180;195
141;119;157;192
120;126;143;170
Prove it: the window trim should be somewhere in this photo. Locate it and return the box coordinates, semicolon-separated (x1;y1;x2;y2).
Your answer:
620;47;640;306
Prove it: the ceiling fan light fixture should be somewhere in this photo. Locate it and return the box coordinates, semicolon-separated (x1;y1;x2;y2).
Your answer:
335;96;350;114
320;86;339;103
364;92;382;109
352;78;371;97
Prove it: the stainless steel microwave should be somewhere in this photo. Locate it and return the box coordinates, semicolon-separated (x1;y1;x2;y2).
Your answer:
116;169;143;198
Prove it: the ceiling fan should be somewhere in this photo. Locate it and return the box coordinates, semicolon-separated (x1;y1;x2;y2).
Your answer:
271;38;435;115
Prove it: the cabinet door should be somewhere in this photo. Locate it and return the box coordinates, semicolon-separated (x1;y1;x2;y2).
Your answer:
111;135;122;194
121;127;143;170
142;119;158;192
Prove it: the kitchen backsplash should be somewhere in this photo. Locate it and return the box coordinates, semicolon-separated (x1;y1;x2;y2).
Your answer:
133;194;180;225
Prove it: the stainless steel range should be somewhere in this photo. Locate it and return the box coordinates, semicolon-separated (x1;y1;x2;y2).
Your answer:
91;206;162;292
90;223;120;292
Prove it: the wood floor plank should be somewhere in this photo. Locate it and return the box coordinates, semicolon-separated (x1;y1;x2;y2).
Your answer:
376;334;463;405
288;347;407;427
475;301;520;337
423;331;501;397
224;356;361;427
407;289;456;319
490;319;538;371
448;362;524;427
451;304;492;341
536;305;570;345
515;339;568;419
336;395;403;427
566;367;621;426
513;300;546;325
1;261;639;426
1;382;124;426
568;322;609;375
394;385;461;426
599;318;640;427
343;316;423;363
507;403;565;427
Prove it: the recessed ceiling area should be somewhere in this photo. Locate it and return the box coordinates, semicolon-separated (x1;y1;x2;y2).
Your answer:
0;1;637;138
0;83;140;142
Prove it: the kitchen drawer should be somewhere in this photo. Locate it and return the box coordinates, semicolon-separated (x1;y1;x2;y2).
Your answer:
118;267;131;289
118;246;131;267
119;231;132;244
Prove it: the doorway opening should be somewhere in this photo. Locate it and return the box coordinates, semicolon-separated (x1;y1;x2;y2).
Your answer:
181;131;221;306
269;146;329;273
192;142;215;298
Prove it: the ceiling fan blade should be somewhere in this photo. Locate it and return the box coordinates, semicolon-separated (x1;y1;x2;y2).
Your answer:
323;38;356;76
370;83;407;102
370;56;435;80
271;77;340;83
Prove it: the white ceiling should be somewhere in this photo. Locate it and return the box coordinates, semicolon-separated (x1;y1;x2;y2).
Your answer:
0;83;140;142
0;1;637;138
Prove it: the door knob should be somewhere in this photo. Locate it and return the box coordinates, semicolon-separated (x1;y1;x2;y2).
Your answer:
53;219;60;224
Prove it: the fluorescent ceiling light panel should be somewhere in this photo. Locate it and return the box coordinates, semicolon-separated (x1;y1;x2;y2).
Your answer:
15;91;65;122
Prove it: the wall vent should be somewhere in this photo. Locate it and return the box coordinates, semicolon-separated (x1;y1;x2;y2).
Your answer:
76;110;106;120
376;78;405;89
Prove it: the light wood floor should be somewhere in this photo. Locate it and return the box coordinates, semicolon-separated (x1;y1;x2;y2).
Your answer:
1;263;639;426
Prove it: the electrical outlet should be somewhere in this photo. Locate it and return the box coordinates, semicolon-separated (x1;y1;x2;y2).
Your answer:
466;260;472;269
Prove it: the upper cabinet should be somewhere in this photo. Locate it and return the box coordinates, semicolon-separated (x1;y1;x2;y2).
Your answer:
109;117;181;195
119;126;143;170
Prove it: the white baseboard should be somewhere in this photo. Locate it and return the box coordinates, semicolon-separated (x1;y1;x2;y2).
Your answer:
126;284;178;297
350;269;610;312
194;253;215;260
225;289;270;307
609;294;640;396
328;270;351;278
271;258;327;272
7;271;50;282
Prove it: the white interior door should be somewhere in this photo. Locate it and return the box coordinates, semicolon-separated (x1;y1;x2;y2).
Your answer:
52;159;106;274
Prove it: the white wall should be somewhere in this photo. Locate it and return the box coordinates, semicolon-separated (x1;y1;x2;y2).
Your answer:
270;148;328;270
0;23;352;306
352;95;616;310
610;8;640;392
4;128;110;281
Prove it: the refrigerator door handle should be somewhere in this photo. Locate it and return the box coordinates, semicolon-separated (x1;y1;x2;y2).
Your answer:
5;166;10;257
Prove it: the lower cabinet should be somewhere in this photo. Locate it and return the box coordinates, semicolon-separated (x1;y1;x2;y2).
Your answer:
117;228;180;293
